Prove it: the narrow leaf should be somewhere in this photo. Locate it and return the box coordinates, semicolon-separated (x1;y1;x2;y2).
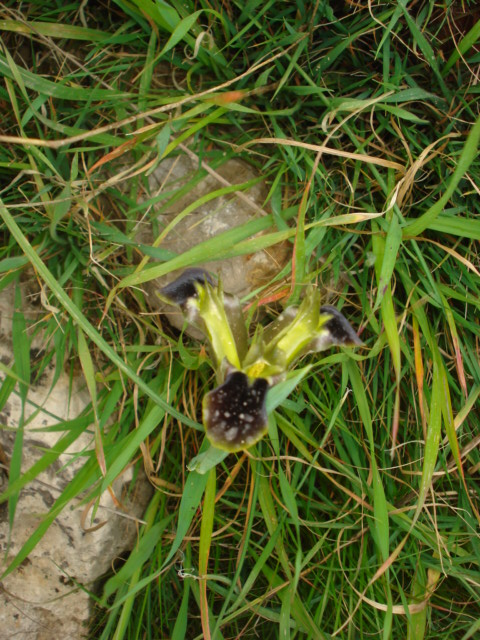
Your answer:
405;114;480;237
199;467;216;640
159;11;202;56
416;357;442;515
162;469;209;567
373;214;402;311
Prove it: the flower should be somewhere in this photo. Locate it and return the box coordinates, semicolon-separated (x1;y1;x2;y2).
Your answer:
161;269;363;452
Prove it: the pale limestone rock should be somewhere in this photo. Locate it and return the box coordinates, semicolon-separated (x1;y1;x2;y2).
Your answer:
137;154;290;325
0;284;151;640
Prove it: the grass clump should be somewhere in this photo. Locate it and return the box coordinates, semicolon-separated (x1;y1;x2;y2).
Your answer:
1;1;480;639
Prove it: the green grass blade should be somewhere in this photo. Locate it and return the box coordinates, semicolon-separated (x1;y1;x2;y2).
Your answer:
77;328;106;478
0;414;93;504
416;356;442;515
188;445;229;474
443;18;480;76
172;553;191;640
159;10;202;56
199;467;217;640
428;213;480;240
0;51;130;101
397;0;450;99
346;360;389;561
104;516;168;599
460;617;480;640
109;495;171;640
111;213;276;292
0;197;200;431
404;114;480;237
161;468;209;567
257;470;291;580
373;214;402;312
8;284;31;535
406;558;428;640
0;19;115;41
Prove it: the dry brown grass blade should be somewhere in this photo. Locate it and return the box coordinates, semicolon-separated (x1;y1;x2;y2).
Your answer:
237;137;406;171
416;237;480;277
0;38;307;150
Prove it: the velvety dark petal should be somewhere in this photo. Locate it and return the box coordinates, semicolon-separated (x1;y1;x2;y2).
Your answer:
203;371;270;452
317;305;364;348
161;268;214;306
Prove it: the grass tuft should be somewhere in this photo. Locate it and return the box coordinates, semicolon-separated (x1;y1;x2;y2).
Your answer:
1;1;480;638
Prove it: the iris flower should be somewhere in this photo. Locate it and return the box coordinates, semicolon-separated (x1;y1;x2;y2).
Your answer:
161;269;363;453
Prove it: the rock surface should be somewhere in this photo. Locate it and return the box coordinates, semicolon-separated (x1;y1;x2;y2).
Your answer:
0;284;151;640
138;154;290;327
